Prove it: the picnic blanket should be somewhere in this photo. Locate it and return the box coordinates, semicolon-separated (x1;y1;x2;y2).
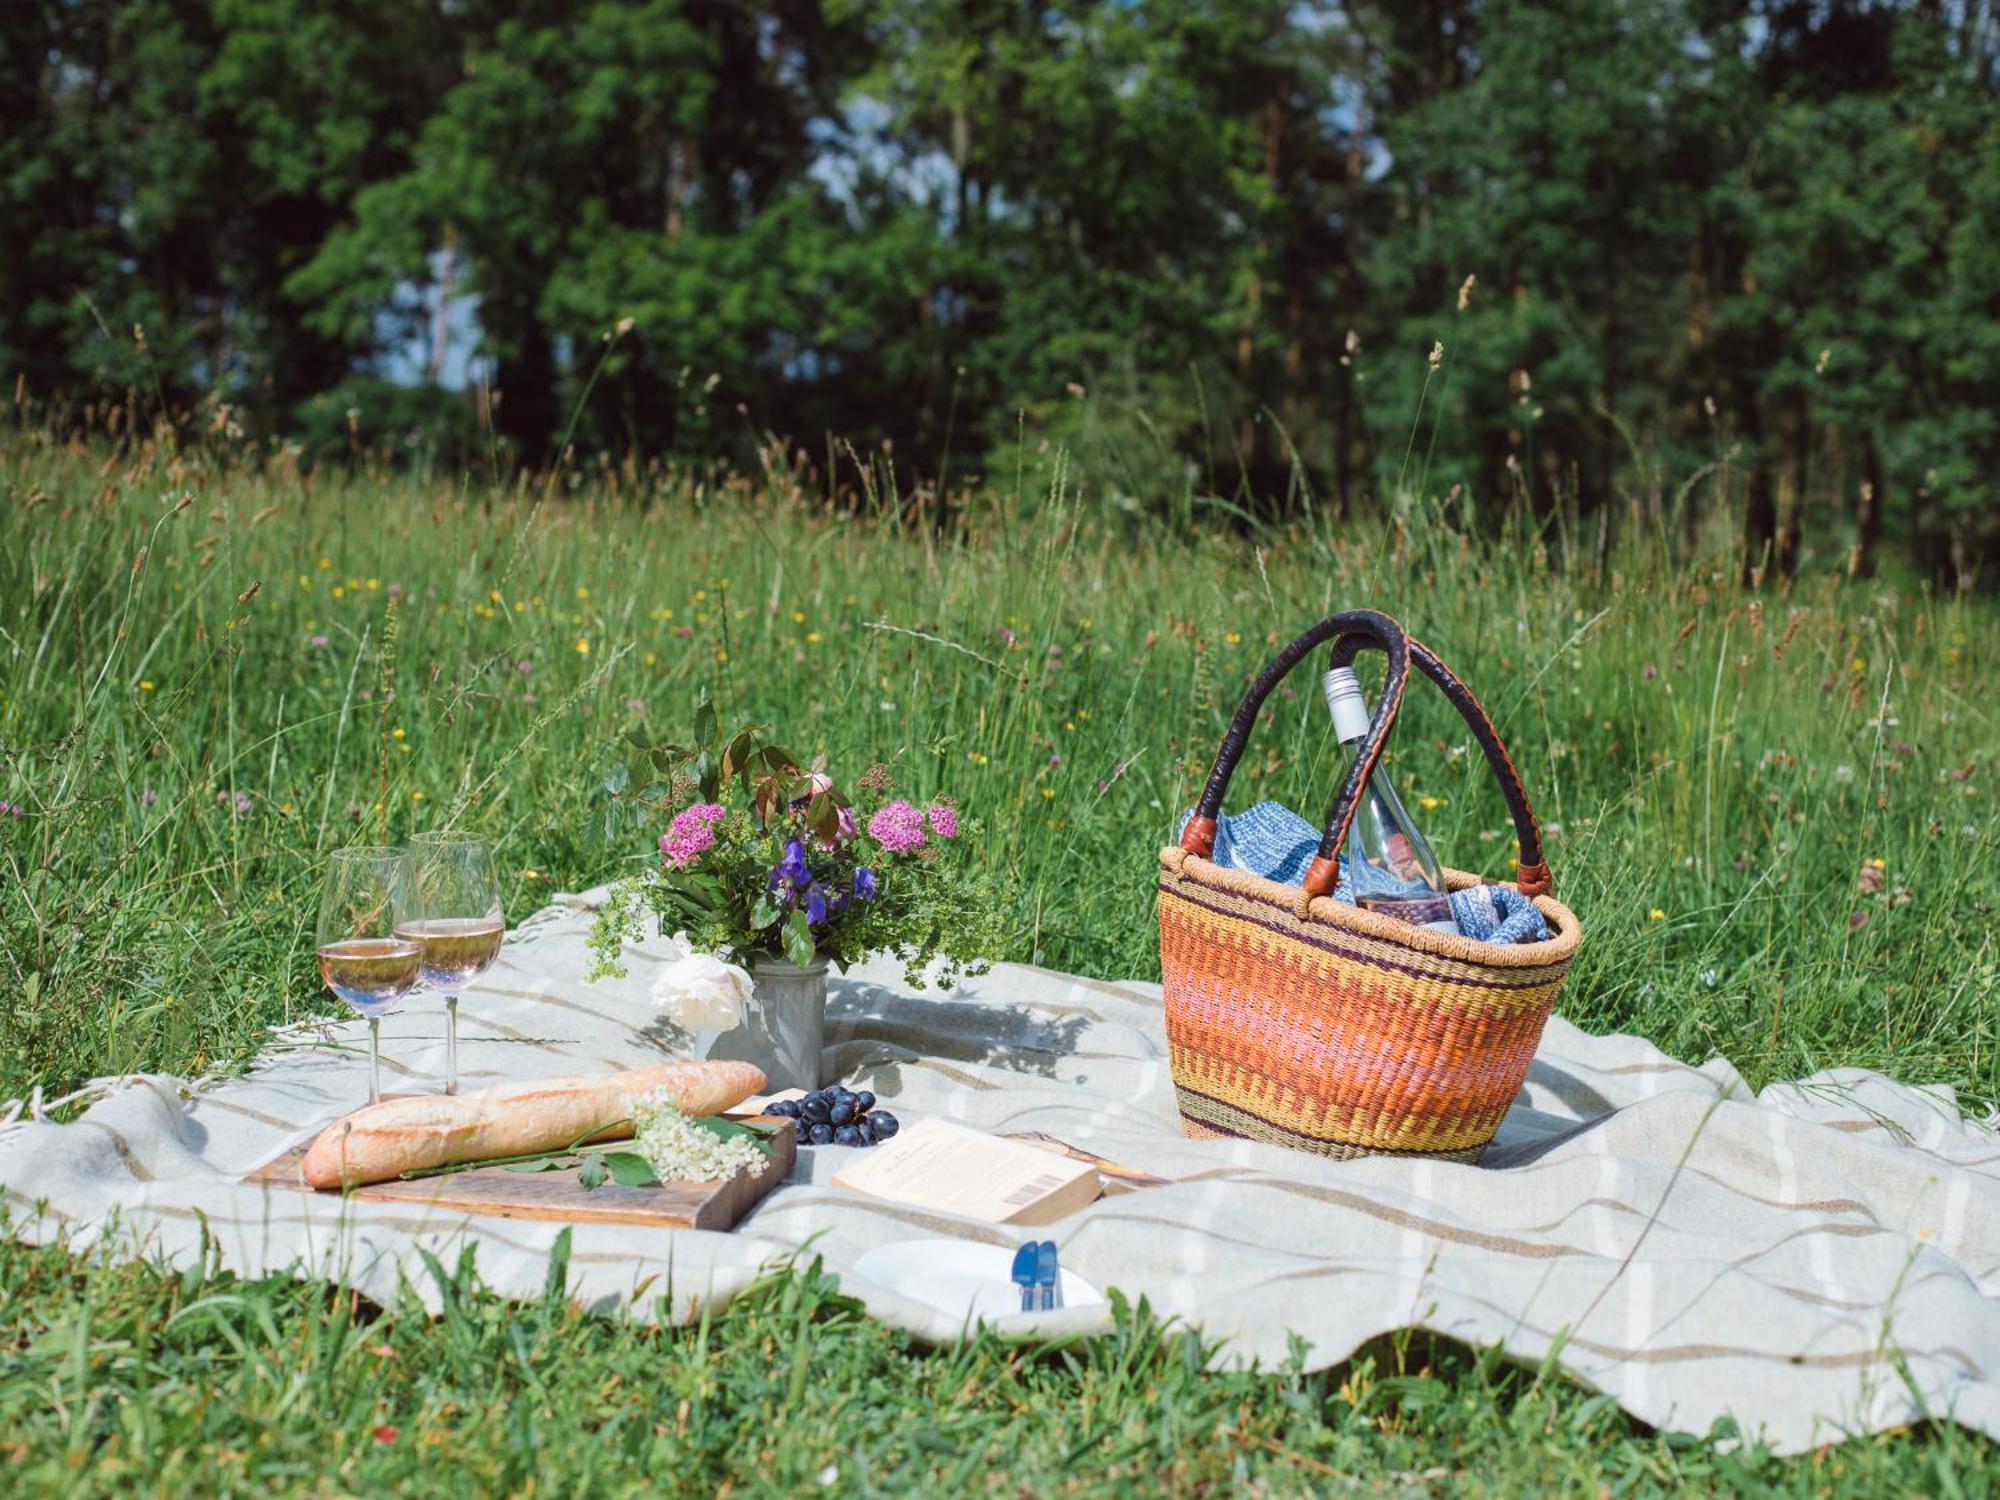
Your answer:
3;890;1996;1455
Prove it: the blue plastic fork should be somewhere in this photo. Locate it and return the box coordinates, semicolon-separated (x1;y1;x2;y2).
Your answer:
1035;1240;1061;1311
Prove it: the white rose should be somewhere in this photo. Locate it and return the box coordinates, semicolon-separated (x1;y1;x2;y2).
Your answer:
649;951;752;1031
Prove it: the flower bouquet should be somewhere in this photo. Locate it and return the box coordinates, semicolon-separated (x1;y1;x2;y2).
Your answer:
588;699;1002;1088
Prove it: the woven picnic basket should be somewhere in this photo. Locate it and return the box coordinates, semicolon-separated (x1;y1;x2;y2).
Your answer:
1158;609;1582;1162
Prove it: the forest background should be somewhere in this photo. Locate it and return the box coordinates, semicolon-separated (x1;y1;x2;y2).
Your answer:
6;0;1998;585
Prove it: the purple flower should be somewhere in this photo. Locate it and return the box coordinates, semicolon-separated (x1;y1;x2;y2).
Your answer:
309;634;329;649
926;803;959;840
805;888;828;926
853;867;877;902
868;800;927;853
142;788;158;806
659;803;726;866
0;800;20;818
774;838;813;889
517;659;533;673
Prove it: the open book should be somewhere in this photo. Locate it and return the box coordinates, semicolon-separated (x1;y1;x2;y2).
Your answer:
831;1118;1104;1226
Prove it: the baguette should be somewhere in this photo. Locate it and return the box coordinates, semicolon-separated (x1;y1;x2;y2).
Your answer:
299;1060;766;1189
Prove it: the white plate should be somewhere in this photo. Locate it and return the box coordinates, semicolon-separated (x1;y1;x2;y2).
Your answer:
851;1238;1103;1322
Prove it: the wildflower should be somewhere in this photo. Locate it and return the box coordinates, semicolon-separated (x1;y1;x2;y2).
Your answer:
310;635;329;649
868;800;928;853
576;586;590;600
391;727;405;740
139;680;154;692
968;751;989;767
772;839;813;892
1429;341;1444;369
674;626;693;639
575;638;590;656
142;788;158;806
805;631;821;644
410;790;425;801
927;804;959;839
1040;787;1055;800
333;585;346;598
659;803;727;866
1418;796;1443;812
1847;909;1869;931
852;867;878;902
1224;632;1241;646
1648;908;1666;921
806;888;829;926
522;691;537;704
0;800;20;818
318;556;332;570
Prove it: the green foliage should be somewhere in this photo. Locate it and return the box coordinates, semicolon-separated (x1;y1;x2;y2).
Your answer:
6;2;1995;575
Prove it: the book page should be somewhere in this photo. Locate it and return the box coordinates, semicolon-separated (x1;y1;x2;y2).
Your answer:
832;1118;1098;1223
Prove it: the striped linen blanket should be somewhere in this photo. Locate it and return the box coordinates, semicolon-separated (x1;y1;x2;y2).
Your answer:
3;889;1996;1454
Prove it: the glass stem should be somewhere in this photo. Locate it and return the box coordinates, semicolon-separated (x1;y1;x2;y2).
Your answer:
445;994;459;1095
367;1016;382;1106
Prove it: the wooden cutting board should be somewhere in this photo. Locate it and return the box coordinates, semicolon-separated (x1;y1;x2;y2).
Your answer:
248;1118;797;1232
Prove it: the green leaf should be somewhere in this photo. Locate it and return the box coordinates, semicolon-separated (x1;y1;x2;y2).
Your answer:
577;1153;609;1191
600;1151;660;1187
694;750;717;803
690;1115;776;1160
806;795;839;841
749;893;781;929
500;1154;579;1174
601;762;631;796
782;909;816;969
693;696;717;751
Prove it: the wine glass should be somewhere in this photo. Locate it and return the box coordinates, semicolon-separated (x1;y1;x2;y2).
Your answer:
395;832;504;1096
316;846;422;1106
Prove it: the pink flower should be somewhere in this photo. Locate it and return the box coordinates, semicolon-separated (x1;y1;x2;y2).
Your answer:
660;803;727;866
926;803;958;840
868;799;927;854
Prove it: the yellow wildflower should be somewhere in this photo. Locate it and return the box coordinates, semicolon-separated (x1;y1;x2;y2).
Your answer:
575;638;590;656
576;586;590;600
139;680;154;692
805;631;821;644
333;585;346;598
1648;908;1666;921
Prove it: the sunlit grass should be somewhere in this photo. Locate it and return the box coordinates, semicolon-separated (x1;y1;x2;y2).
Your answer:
1;431;1996;1491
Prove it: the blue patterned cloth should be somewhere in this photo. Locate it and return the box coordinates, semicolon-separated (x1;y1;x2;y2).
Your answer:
1181;801;1550;944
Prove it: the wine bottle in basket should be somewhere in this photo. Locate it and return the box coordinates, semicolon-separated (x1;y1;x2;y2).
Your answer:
1321;665;1462;935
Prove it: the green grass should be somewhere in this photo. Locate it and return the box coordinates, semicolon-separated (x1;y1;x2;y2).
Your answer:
2;430;1997;1492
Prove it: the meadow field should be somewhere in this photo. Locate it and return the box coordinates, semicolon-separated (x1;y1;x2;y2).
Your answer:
2;427;1996;1493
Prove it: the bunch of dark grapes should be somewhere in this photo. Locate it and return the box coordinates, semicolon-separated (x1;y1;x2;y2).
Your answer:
765;1087;900;1147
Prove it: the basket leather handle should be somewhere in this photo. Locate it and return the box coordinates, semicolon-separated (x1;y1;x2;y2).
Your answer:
1180;609;1411;899
1327;633;1552;897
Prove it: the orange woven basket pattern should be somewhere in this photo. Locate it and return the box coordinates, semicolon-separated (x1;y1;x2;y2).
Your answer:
1158;848;1581;1161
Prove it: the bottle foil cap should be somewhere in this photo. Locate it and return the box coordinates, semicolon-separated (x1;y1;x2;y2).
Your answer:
1321;666;1373;743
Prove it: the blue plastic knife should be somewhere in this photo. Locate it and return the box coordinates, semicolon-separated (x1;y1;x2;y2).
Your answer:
1010;1242;1038;1312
